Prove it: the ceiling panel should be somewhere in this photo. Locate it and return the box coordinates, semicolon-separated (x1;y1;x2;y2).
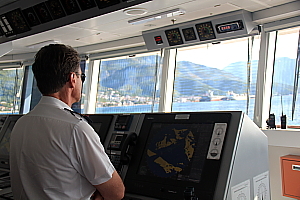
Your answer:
229;0;294;11
0;0;296;63
74;31;121;44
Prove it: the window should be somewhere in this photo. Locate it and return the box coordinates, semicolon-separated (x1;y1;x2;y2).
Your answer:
25;61;89;113
80;61;89;111
0;68;24;114
270;26;300;126
173;36;261;119
72;60;89;113
95;52;161;114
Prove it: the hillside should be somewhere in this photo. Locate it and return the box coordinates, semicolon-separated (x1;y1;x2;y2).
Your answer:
98;56;296;97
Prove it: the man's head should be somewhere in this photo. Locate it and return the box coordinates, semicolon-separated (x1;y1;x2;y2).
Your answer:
32;44;81;95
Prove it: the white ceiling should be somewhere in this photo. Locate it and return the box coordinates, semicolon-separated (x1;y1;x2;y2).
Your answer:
0;0;298;63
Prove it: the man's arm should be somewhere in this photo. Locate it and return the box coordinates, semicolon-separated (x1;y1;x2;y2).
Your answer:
94;170;125;200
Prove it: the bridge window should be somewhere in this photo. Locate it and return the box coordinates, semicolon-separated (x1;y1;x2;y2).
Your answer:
94;51;161;114
172;36;261;119
270;26;300;127
0;68;23;114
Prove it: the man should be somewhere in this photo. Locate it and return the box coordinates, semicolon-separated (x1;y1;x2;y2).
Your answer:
10;44;125;200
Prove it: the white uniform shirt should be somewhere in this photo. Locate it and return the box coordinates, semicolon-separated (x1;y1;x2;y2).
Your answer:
10;96;115;200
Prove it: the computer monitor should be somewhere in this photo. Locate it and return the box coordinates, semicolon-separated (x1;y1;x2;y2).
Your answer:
124;112;232;199
88;114;114;144
124;111;270;200
0;115;22;170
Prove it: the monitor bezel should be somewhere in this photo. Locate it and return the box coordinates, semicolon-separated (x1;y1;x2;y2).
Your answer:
88;114;114;144
0;115;23;170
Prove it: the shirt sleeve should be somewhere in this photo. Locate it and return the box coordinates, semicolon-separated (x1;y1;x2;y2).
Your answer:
69;120;115;185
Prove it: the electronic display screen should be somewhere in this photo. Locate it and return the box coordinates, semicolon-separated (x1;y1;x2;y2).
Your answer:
88;114;114;143
90;122;102;134
34;2;53;23
116;115;129;123
46;0;66;19
115;115;132;130
77;0;97;10
115;135;123;141
0;115;22;169
138;123;213;183
216;20;244;34
60;0;81;15
22;7;41;27
0;121;16;157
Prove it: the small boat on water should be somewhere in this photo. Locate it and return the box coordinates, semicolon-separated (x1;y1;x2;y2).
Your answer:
200;90;222;102
221;91;254;101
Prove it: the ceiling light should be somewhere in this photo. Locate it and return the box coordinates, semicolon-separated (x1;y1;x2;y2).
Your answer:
124;8;147;16
128;8;185;25
26;40;60;49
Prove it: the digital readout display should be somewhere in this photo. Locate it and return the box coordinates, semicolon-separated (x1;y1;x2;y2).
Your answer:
216;20;244;34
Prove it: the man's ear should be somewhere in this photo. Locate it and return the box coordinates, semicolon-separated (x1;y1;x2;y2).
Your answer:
68;73;76;88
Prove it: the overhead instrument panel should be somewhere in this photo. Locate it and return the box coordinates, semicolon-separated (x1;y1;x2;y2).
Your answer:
142;10;257;50
0;0;152;44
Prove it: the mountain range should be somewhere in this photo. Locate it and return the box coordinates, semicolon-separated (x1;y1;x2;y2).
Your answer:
100;56;296;97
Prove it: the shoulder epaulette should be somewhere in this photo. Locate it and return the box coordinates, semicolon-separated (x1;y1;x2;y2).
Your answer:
63;108;93;125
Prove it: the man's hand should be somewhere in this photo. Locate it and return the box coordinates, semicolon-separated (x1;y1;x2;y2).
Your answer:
91;190;104;200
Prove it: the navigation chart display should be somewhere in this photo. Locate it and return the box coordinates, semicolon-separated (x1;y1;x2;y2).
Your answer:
138;123;214;183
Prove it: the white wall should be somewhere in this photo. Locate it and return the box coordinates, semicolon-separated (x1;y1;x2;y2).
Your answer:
263;130;300;200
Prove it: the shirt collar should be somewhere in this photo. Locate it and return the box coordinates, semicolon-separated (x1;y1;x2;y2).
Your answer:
39;96;72;110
